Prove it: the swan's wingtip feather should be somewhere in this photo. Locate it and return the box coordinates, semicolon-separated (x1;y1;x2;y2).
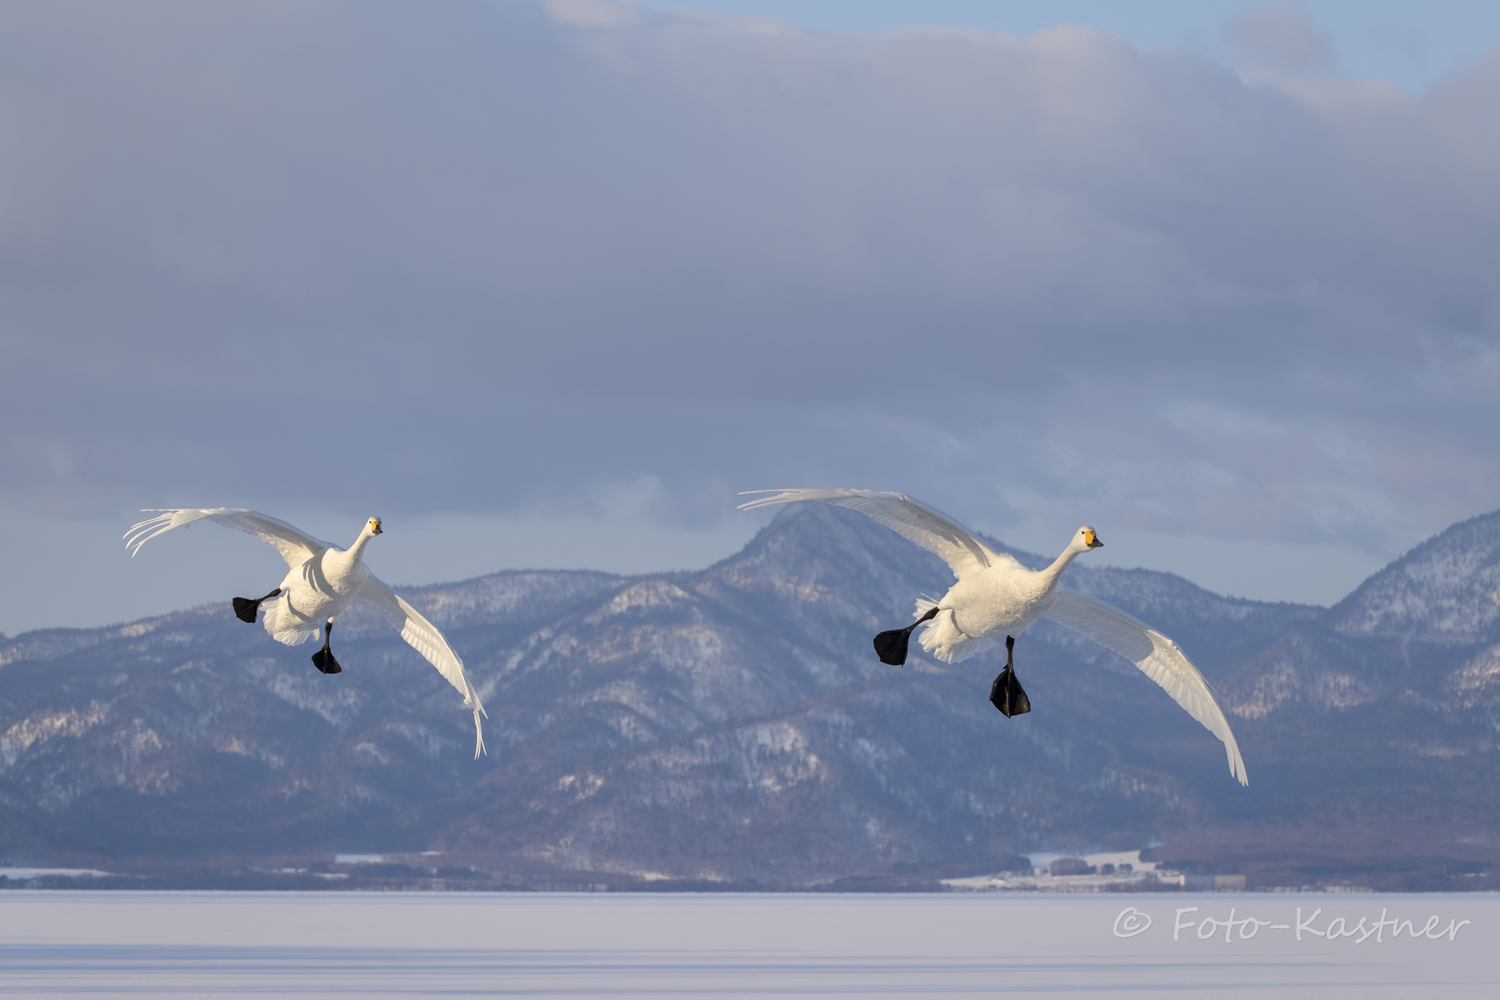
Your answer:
737;488;853;511
1228;744;1249;785
736;490;794;510
472;709;488;759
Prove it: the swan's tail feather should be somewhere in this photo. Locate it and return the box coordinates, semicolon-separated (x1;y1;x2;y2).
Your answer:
260;597;317;646
916;609;998;664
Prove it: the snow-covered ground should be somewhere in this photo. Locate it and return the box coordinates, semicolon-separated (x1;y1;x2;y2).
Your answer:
0;890;1492;998
0;868;113;880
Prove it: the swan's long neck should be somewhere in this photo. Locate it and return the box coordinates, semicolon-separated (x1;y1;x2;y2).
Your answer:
1038;545;1084;589
346;527;376;563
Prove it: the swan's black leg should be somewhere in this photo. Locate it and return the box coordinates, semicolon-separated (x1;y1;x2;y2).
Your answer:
989;635;1031;717
311;619;342;675
232;588;282;624
873;606;941;666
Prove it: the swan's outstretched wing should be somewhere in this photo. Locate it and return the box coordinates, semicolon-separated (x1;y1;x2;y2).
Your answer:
1045;589;1248;785
358;575;488;759
125;508;328;567
738;489;1011;580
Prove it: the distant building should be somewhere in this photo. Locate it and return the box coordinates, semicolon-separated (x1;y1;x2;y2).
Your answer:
1173;874;1245;891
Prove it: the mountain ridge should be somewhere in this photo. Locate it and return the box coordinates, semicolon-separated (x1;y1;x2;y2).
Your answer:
3;503;1498;889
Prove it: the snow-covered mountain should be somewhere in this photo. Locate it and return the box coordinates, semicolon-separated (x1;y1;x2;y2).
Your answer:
1327;509;1500;642
1224;508;1500;725
2;504;1498;888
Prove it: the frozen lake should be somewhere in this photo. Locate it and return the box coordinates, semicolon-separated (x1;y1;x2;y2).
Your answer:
0;890;1493;998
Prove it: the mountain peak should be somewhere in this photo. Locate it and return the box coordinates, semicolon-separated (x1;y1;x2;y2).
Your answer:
1325;507;1500;642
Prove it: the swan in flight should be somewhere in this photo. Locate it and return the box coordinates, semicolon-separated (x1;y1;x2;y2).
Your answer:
738;489;1247;785
125;508;488;758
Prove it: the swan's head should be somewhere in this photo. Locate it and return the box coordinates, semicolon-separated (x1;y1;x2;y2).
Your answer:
1076;526;1103;551
367;517;383;536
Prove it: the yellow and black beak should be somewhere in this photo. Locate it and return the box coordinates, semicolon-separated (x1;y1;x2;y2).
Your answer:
371;519;383;535
1084;529;1103;549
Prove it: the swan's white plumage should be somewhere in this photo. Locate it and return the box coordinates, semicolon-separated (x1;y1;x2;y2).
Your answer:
1045;590;1247;785
738;488;1248;785
358;575;488;758
260;594;321;646
739;489;1013;580
124;507;487;758
126;508;328;567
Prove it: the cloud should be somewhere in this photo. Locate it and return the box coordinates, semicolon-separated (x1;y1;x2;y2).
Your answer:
545;0;642;28
3;0;1500;628
1228;4;1337;74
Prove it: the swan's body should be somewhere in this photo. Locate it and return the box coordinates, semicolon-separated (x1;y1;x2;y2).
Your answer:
911;540;1085;663
739;489;1248;785
255;522;373;645
125;508;488;758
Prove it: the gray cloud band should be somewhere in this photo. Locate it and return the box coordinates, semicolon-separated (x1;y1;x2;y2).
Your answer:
2;0;1497;567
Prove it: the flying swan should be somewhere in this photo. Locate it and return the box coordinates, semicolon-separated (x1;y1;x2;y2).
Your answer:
125;508;488;758
738;489;1247;785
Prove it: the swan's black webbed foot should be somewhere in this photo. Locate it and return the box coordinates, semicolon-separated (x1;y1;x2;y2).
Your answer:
232;588;282;623
311;647;341;674
989;635;1030;717
311;620;342;675
873;605;941;666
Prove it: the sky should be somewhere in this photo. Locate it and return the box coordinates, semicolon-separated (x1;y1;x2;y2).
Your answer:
643;1;1500;92
4;0;1500;635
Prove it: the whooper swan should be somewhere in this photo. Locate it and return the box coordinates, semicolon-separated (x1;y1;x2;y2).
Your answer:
125;508;487;758
739;489;1246;785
